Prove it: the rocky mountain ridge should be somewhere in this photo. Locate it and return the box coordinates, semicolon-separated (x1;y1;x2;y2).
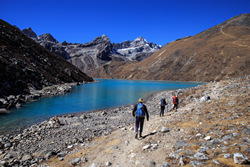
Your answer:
0;19;93;103
89;13;250;82
22;28;162;74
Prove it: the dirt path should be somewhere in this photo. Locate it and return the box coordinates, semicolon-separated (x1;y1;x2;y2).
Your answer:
42;110;180;167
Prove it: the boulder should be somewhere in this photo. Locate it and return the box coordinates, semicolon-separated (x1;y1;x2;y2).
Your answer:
233;153;249;164
0;108;8;114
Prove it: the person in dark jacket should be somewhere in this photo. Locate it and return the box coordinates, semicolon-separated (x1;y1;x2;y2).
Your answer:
160;98;167;117
132;98;149;139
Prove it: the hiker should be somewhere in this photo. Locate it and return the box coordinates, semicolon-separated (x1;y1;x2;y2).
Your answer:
132;98;149;139
160;98;167;117
172;95;179;112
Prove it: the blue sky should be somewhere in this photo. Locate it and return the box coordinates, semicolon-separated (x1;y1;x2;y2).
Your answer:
0;0;249;45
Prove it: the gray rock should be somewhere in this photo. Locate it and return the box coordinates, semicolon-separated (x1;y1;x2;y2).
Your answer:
200;95;210;102
5;153;13;158
71;158;81;166
21;154;32;161
175;149;185;154
189;161;203;167
57;152;66;157
42;150;56;159
161;127;170;133
105;161;112;166
58;157;64;161
0;108;8;114
168;153;180;159
211;138;221;144
233;153;249;164
213;160;220;165
173;140;187;149
161;162;171;167
179;157;184;166
232;133;238;137
222;134;233;141
186;150;194;155
242;127;250;135
197;146;209;153
224;154;231;158
4;142;12;148
194;152;209;160
242;138;250;144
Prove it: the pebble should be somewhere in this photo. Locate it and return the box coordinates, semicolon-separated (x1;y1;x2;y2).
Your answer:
105;161;112;166
161;127;170;133
204;136;211;141
71;158;81;166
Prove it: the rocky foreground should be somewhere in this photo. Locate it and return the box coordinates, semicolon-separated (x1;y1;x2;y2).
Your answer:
0;75;249;167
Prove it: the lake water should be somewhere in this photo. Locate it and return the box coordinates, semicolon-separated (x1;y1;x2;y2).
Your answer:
0;79;203;135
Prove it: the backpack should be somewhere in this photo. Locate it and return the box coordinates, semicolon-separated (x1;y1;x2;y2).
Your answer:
173;96;177;104
136;103;145;117
161;98;165;106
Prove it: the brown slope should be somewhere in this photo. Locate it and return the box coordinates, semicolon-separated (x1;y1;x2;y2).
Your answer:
0;19;94;97
89;13;250;82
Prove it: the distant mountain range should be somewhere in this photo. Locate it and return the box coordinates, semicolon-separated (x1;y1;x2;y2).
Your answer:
21;28;162;74
0;19;93;98
89;13;250;82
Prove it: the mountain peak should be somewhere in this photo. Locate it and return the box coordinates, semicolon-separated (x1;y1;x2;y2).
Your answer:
91;34;110;45
22;27;37;39
38;33;58;43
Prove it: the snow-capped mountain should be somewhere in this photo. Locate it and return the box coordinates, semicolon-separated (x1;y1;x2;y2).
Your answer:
22;28;162;74
113;36;162;61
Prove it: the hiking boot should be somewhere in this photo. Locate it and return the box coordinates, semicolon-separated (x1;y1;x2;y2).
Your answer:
139;133;142;138
135;132;138;139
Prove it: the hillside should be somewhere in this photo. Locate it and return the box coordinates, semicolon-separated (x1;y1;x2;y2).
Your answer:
89;13;250;82
0;19;94;98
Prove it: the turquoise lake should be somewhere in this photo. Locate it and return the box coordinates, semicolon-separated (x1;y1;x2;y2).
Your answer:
0;79;203;135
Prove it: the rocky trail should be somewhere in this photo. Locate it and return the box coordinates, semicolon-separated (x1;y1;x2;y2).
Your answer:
0;75;249;167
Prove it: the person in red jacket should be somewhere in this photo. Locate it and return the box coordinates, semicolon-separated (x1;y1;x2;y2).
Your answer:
172;95;179;112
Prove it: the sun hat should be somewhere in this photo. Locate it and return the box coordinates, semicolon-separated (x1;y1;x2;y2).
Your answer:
138;98;143;103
